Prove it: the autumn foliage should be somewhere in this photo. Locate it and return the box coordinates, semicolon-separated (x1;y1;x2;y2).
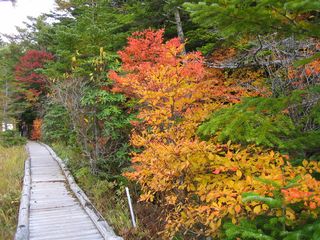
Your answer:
15;50;53;99
110;29;320;238
288;58;320;89
31;118;42;140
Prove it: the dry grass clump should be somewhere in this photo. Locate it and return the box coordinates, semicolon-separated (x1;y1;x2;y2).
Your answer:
0;145;27;240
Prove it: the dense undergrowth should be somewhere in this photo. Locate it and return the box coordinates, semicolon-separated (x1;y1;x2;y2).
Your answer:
0;145;27;239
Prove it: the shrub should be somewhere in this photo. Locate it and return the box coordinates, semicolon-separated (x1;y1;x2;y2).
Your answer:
42;103;76;144
0;130;27;147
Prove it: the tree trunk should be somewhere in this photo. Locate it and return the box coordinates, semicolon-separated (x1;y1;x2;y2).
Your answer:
174;8;186;55
92;107;99;175
2;78;9;131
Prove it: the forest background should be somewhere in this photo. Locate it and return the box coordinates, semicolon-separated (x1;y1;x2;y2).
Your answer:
1;0;320;239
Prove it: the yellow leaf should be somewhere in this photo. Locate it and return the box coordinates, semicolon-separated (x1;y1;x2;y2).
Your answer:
166;195;177;205
235;205;241;213
181;211;187;219
236;170;242;178
253;205;261;214
208;153;215;160
302;159;308;167
226;151;233;158
276;209;282;217
286;208;296;220
217;218;222;227
245;205;252;211
270;150;274;157
209;221;217;230
206;192;215;203
188;184;196;191
140;192;154;202
228;207;235;215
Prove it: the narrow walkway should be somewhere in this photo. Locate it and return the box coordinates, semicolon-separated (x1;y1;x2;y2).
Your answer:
20;141;120;240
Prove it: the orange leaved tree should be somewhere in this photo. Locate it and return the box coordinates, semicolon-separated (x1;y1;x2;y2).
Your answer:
109;29;320;238
31;118;42;140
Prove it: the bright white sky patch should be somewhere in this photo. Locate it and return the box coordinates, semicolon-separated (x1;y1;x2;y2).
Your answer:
0;0;56;36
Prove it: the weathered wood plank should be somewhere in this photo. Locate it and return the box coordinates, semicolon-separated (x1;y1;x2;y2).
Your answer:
30;233;103;240
15;156;31;240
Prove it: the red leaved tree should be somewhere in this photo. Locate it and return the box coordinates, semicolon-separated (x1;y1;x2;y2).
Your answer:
15;50;53;101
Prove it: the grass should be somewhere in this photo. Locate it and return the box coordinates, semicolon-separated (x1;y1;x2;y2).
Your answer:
0;145;27;240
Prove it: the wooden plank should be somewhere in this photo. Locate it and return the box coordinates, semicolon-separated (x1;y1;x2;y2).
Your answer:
30;219;95;228
30;233;103;240
29;217;92;226
31;227;100;234
30;214;87;221
29;206;82;214
15;156;31;240
30;229;101;239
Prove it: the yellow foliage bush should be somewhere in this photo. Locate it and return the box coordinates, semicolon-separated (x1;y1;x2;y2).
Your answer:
111;30;320;238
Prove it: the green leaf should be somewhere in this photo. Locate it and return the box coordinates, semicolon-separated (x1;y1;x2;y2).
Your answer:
242;192;282;208
293;52;320;67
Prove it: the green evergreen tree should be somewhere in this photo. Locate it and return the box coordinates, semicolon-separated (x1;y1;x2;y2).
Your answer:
184;0;320;42
198;86;320;160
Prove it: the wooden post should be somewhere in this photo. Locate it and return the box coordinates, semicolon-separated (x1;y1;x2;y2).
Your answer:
125;187;137;228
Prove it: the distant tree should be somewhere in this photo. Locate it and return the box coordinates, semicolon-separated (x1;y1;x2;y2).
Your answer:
0;45;22;131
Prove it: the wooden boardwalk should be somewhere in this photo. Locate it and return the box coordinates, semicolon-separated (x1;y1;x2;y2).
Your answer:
15;142;123;240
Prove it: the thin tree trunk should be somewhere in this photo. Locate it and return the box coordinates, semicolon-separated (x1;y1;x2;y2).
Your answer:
92;107;99;174
3;79;9;131
174;8;186;55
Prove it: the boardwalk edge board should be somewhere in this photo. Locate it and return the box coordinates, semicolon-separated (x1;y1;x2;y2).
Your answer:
40;142;123;240
15;145;31;240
